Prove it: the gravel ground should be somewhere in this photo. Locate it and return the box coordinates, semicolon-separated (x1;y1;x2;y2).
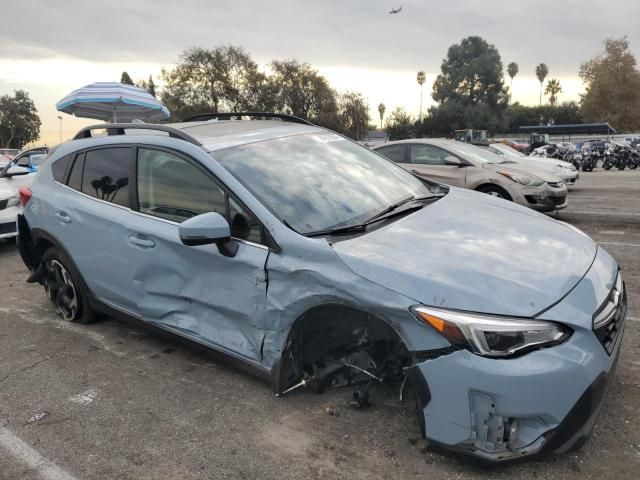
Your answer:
0;170;638;480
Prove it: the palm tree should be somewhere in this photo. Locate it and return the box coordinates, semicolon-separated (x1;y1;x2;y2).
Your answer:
507;62;519;105
416;71;426;119
544;78;562;106
535;63;549;106
378;103;386;130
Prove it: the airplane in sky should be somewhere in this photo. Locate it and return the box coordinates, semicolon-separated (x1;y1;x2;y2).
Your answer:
389;6;402;14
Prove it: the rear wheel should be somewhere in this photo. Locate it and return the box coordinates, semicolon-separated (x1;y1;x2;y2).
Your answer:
41;247;96;324
477;185;512;201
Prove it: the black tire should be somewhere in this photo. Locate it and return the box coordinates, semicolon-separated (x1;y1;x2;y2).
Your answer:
603;163;612;170
41;247;97;324
477;185;512;201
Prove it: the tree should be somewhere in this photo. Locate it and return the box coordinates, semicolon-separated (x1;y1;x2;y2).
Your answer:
507;62;518;105
429;36;509;135
147;75;156;97
160;46;270;120
504;102;582;132
120;71;134;85
268;60;340;129
580;37;640;131
339;92;369;141
416;71;426;119
544;78;562;106
378;103;386;130
0;90;41;149
136;75;157;97
535;63;549;105
385;107;415;140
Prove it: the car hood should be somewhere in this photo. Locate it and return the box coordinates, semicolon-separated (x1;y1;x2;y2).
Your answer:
333;188;597;318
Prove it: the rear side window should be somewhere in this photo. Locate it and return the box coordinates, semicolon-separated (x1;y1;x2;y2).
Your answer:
81;148;131;207
51;154;72;182
67;154;84;191
376;144;407;163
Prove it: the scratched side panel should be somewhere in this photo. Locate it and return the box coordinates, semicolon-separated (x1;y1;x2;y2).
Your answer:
128;213;269;362
260;237;451;369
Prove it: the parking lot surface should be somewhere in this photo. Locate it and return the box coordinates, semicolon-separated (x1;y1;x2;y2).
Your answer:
1;170;639;480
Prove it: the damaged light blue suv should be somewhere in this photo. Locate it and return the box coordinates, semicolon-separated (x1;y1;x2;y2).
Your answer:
17;114;627;462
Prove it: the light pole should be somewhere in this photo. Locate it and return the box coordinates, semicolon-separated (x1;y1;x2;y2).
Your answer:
57;115;63;143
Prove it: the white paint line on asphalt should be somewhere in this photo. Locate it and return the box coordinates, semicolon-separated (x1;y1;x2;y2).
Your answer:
0;427;78;480
597;241;640;248
629;317;640;323
566;210;640;216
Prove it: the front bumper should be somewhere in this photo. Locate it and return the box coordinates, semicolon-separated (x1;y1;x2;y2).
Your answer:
508;183;568;212
411;283;626;462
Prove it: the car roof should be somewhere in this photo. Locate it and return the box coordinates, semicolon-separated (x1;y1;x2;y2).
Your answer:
71;120;326;153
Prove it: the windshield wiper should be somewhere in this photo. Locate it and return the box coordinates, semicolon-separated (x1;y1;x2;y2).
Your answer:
306;194;439;238
363;194;417;224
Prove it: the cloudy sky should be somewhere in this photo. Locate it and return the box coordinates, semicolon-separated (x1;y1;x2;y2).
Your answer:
1;0;638;145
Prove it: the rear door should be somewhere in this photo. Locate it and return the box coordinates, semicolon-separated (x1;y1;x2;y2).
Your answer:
408;144;467;186
52;146;138;310
126;146;269;362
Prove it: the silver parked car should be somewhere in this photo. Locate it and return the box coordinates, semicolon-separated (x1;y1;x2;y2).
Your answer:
17;116;625;462
374;139;568;212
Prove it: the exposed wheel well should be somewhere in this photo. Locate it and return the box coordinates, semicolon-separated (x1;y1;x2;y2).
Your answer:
275;304;411;393
475;183;512;201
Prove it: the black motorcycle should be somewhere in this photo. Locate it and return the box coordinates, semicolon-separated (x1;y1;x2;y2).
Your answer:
580;145;599;171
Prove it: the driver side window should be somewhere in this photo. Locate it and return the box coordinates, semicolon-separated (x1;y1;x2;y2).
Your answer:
410;144;450;165
137;148;263;243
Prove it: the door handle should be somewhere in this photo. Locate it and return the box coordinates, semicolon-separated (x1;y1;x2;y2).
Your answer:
128;234;156;248
54;212;72;224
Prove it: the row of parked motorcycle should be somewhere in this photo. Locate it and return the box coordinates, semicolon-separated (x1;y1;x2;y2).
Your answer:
531;139;640;171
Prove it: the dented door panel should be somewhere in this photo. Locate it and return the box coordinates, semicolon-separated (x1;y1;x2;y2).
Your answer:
128;213;268;361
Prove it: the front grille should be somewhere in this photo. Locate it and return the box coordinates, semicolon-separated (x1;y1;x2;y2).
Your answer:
0;222;16;235
0;199;8;210
551;196;566;206
593;273;627;355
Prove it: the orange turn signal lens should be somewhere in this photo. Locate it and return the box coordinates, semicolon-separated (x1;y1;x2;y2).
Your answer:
415;310;466;343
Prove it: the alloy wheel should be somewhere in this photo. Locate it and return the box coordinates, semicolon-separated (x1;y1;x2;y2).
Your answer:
43;259;79;321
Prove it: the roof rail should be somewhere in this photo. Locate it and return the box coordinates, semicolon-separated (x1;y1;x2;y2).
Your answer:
72;123;202;146
181;112;314;126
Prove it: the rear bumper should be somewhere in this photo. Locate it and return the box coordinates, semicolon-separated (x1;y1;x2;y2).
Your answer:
0;221;17;238
412;291;626;463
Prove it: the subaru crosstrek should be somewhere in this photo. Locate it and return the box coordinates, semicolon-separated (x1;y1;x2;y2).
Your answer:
17;115;627;462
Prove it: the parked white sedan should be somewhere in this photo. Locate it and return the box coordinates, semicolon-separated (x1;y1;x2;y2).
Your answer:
488;143;579;186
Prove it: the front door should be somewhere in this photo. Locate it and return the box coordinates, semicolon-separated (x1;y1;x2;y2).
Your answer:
406;144;467;187
127;147;269;362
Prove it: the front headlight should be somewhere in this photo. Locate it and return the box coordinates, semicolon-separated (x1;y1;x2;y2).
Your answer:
5;196;20;208
497;170;545;187
413;306;571;358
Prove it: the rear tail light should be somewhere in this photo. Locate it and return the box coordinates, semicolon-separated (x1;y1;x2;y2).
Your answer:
19;187;32;207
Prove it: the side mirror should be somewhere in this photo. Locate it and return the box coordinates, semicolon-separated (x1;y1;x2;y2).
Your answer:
179;212;238;257
444;155;463;166
4;165;30;177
